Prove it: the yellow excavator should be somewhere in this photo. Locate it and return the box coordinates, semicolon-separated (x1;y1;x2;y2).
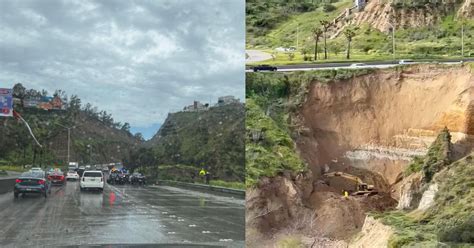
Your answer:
323;171;378;196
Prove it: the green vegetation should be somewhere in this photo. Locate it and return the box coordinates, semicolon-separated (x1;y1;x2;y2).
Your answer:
246;0;336;44
245;73;304;187
0;83;140;167
404;156;423;176
246;99;306;187
210;180;245;190
0;165;27;173
422;128;452;182
404;128;452;178
276;235;304;248
131;103;245;183
374;152;474;247
247;0;474;65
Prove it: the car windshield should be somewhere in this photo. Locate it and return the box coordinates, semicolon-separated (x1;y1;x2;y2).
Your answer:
20;171;44;178
83;172;102;177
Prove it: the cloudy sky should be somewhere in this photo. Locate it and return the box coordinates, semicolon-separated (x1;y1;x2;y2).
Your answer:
0;0;245;139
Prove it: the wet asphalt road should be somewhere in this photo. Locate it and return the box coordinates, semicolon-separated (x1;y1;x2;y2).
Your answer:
0;180;245;247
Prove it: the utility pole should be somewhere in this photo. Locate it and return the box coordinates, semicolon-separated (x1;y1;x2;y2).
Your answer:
296;23;299;50
56;123;76;164
67;127;71;164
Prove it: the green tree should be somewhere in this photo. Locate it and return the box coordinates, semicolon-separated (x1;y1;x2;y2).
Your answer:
320;19;331;59
134;132;145;142
344;27;356;59
121;122;131;133
13;83;26;99
312;27;323;60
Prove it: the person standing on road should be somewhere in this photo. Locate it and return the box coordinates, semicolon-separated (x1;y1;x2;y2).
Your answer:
199;168;206;183
205;171;211;185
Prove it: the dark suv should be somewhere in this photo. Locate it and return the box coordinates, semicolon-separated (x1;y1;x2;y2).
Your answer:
253;65;277;72
14;171;51;198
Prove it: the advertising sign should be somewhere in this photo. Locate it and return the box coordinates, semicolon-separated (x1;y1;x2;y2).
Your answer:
23;95;66;110
0;88;13;117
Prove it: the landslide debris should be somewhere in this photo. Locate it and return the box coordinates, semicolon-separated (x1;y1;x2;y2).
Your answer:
246;64;474;247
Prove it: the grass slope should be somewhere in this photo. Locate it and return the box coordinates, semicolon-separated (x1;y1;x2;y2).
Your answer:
247;1;474;65
374;153;474;247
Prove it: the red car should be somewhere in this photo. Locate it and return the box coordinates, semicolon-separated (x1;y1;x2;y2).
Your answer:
48;170;66;185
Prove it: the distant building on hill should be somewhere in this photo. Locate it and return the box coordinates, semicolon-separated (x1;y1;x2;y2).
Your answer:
183;101;209;112
217;96;239;106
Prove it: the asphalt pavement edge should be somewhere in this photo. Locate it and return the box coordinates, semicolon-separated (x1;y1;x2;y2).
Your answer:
155;180;245;198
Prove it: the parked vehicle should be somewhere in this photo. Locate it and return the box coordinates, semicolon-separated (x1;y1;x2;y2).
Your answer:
66;170;80;181
48;170;66;185
129;173;146;185
80;171;104;192
14;171;51;198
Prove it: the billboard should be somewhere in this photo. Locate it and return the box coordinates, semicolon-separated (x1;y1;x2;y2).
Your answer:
0;88;13;117
23;95;66;110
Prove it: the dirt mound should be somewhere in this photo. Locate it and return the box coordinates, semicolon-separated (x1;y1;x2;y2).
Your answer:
246;172;314;235
337;0;470;33
297;65;474;180
308;191;366;239
349;216;394;248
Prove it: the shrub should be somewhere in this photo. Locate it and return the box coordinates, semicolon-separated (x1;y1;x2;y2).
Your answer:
323;4;336;12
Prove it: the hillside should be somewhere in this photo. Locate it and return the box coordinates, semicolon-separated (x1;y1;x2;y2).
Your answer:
0;84;142;168
142;102;245;182
247;0;473;64
245;64;474;247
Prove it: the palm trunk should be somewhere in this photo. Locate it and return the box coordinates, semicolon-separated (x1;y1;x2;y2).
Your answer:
324;32;327;59
346;40;351;59
314;40;318;60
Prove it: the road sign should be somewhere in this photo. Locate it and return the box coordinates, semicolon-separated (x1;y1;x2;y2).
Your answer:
0;88;13;117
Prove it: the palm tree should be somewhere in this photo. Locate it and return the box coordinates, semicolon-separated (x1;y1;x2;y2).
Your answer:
344;27;356;59
312;27;323;60
320;20;331;59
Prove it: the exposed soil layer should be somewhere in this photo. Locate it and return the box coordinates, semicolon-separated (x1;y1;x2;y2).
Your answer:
297;65;474;181
338;0;472;33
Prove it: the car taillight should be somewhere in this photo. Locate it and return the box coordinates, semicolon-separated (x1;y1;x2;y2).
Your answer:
38;179;45;185
82;177;85;182
60;175;64;180
15;179;22;183
48;176;52;180
101;177;103;182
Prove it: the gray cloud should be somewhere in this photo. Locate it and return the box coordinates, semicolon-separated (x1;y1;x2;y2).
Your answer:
0;0;245;128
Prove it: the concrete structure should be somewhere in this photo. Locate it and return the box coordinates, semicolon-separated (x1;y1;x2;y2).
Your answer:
217;95;239;106
355;0;367;11
183;101;208;112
